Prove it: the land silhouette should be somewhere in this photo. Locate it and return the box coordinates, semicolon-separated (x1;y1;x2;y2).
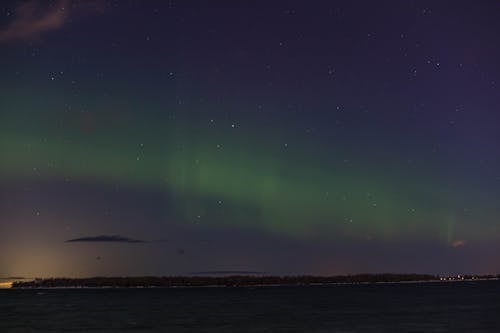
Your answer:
10;274;499;288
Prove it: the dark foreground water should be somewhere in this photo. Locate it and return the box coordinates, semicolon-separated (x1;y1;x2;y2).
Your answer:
1;281;500;332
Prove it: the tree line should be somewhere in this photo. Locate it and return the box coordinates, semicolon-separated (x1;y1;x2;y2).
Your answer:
12;274;444;288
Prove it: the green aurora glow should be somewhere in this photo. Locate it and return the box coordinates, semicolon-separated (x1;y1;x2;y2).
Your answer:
1;104;495;244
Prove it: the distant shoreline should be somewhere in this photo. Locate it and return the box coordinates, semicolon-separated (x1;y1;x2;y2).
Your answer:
9;280;500;290
9;274;500;289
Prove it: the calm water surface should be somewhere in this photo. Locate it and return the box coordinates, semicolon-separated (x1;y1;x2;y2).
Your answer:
1;281;500;332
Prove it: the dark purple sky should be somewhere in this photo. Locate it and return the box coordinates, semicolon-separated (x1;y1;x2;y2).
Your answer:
1;0;500;277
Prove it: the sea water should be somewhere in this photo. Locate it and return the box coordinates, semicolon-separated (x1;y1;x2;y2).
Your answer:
1;281;500;332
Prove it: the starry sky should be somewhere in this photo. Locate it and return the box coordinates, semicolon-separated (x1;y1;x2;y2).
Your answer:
1;0;500;278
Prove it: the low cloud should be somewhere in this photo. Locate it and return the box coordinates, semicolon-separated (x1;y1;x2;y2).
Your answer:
191;271;266;275
65;235;146;243
0;0;105;43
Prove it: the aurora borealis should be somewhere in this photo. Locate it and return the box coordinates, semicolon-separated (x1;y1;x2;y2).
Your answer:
1;1;500;277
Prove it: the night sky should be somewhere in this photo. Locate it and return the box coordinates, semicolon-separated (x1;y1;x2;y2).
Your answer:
1;0;500;278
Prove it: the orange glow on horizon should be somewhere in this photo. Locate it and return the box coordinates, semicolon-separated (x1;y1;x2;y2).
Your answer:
0;281;13;289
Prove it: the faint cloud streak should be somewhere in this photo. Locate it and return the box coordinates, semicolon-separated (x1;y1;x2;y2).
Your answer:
451;240;466;248
0;0;105;43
